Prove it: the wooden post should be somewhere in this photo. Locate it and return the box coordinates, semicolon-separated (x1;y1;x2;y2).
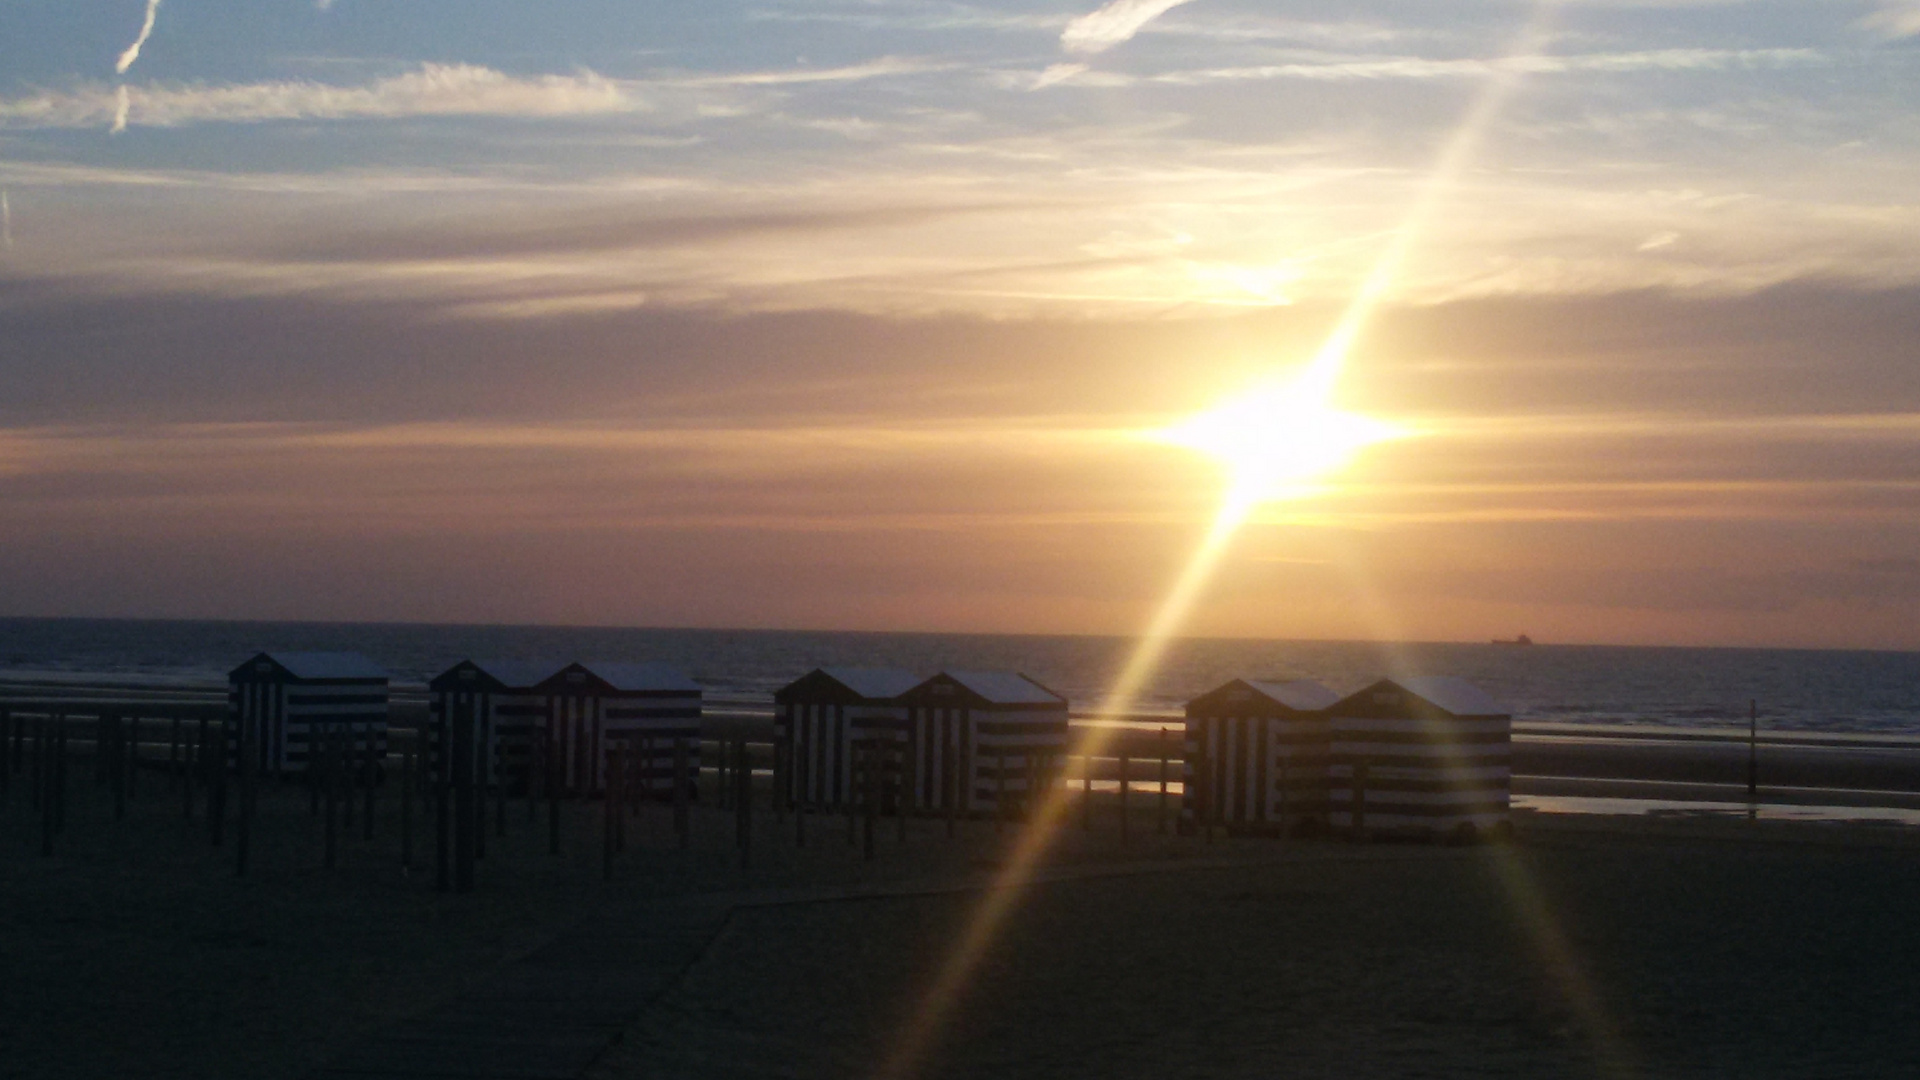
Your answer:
363;724;376;844
1748;699;1759;801
1278;750;1290;835
794;734;808;848
30;717;43;812
1081;745;1092;833
454;699;475;893
39;720;55;857
603;738;618;882
236;712;254;878
208;719;226;847
945;727;958;840
737;740;752;870
435;719;450;886
109;713;127;822
401;742;414;872
127;716;140;800
1199;744;1213;843
673;736;689;850
1352;757;1368;842
862;742;877;862
169;715;181;796
182;716;196;823
327;726;342;871
995;750;1007;835
548;725;562;857
56;720;69;834
846;738;859;848
896;741;908;844
341;718;356;833
1118;753;1130;845
0;708;9;802
1158;728;1169;835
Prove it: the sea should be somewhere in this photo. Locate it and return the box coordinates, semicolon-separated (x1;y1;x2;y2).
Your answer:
2;617;1917;734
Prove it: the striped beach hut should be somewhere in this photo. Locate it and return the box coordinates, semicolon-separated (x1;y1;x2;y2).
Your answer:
898;671;1069;818
1183;678;1340;834
427;659;563;794
228;651;389;775
535;662;701;797
774;667;921;808
1327;676;1511;837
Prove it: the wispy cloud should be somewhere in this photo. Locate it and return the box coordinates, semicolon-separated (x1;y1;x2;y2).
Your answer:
1861;3;1920;39
1152;47;1824;85
1062;0;1199;55
1;64;640;131
115;0;162;74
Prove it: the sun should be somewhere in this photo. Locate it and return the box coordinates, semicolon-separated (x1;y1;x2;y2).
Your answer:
1156;370;1402;507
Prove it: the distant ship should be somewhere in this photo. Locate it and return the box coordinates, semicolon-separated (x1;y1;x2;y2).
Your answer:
1491;634;1534;646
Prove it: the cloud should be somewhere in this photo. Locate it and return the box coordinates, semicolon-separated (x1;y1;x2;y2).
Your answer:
0;64;640;131
115;0;162;75
1152;47;1824;85
1062;0;1199;55
1861;3;1920;38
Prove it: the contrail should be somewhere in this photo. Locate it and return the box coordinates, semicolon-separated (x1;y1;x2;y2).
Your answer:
111;85;132;134
1062;0;1198;55
116;0;162;74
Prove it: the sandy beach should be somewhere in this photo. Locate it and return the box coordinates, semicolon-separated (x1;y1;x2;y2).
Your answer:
7;750;1920;1080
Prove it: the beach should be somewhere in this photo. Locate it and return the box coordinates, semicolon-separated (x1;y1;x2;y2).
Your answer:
8;749;1920;1080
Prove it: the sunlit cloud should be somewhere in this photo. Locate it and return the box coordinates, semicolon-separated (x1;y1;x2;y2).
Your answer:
1152;47;1824;85
1062;0;1200;55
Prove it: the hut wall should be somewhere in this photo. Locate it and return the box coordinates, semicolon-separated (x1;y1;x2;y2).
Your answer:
1181;713;1330;830
901;704;1067;815
546;692;701;796
229;678;387;775
429;690;544;791
779;700;905;807
1327;715;1510;833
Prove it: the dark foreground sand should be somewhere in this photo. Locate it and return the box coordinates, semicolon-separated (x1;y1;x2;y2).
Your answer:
592;818;1920;1080
8;766;1920;1080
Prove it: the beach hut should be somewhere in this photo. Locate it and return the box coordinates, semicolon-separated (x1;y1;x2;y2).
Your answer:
1326;676;1511;837
773;667;921;808
897;671;1069;817
227;651;389;775
534;661;701;797
427;659;563;794
1183;678;1340;834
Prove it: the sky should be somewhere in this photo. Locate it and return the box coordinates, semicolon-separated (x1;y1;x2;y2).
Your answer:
1;0;1918;649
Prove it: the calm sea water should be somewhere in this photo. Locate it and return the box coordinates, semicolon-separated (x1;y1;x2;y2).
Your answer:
1;617;1916;733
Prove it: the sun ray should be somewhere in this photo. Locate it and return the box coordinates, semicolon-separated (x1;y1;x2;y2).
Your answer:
872;5;1639;1078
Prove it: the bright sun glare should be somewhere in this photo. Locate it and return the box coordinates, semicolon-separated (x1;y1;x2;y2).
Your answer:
1157;368;1402;506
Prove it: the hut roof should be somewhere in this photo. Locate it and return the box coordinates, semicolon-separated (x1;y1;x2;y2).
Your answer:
817;667;923;700
236;651;387;682
1242;679;1342;711
1398;676;1507;718
575;661;701;694
431;658;565;693
943;670;1064;706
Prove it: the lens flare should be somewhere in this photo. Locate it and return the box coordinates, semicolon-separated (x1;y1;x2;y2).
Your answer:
1157;371;1403;507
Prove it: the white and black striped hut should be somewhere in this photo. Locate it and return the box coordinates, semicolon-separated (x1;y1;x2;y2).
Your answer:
535;661;701;797
1183;678;1340;834
897;671;1069;818
428;659;563;794
227;651;389;775
773;667;921;809
1326;676;1511;838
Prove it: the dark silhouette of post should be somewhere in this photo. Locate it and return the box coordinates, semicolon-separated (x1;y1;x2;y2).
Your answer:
862;742;877;862
435;716;450;888
603;738;619;881
327;725;342;871
737;740;752;870
1352;757;1368;842
207;719;226;848
109;713;127;822
453;698;476;893
1748;699;1759;801
548;724;562;856
995;751;1007;835
363;723;377;844
236;711;254;878
1158;728;1169;834
673;736;690;850
1118;753;1130;845
945;727;958;839
401;741;414;872
794;734;808;848
1081;742;1092;833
